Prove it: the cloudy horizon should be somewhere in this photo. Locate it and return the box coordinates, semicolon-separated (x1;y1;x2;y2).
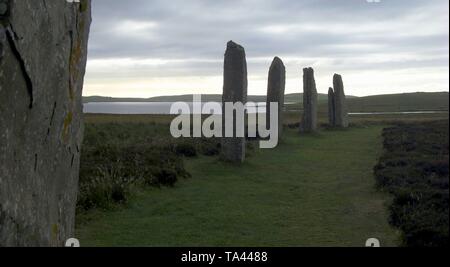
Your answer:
83;0;449;98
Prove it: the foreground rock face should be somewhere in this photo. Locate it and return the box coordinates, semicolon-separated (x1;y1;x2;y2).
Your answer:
328;87;336;127
301;67;318;132
266;57;286;137
333;74;349;128
0;0;91;246
221;41;247;163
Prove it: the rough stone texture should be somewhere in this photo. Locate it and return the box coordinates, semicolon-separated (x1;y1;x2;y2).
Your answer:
333;74;349;128
266;57;285;137
0;0;91;246
221;41;247;163
0;1;7;17
301;67;318;132
328;87;336;127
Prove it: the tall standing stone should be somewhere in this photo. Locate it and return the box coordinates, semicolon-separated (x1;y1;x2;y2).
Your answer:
221;41;247;163
266;57;286;137
301;67;318;132
328;87;336;127
333;74;349;128
0;0;91;246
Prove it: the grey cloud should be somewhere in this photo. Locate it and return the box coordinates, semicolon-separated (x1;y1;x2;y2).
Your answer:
85;0;449;95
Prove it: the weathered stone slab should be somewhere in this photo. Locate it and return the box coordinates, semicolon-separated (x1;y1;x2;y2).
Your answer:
301;67;318;132
328;87;336;127
266;57;285;137
0;0;91;246
221;41;247;163
333;74;349;128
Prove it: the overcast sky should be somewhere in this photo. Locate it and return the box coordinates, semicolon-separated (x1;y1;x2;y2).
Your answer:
83;0;449;98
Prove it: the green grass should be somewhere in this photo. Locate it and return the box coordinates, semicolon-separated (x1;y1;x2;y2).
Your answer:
76;126;399;247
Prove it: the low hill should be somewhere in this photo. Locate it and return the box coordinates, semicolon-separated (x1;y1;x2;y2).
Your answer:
83;92;449;112
83;93;334;104
346;92;449;112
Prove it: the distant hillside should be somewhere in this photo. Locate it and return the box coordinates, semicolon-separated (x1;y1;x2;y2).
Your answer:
346;92;449;112
83;92;449;113
83;96;154;103
83;93;334;104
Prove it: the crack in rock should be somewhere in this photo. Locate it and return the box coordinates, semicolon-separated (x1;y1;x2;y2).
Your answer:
5;24;33;108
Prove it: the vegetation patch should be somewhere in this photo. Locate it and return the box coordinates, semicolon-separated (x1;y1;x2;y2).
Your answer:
374;120;449;247
77;122;190;211
77;121;248;212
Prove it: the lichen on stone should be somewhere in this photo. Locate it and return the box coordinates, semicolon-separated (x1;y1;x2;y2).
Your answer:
62;111;73;140
80;0;89;13
0;0;91;246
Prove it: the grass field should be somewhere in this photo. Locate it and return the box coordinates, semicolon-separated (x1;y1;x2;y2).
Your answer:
84;111;449;126
76;126;400;247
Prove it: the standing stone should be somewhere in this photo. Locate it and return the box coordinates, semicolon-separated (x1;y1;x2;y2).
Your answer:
221;41;247;163
333;74;349;128
328;87;336;127
266;57;286;137
0;0;91;246
301;67;318;132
